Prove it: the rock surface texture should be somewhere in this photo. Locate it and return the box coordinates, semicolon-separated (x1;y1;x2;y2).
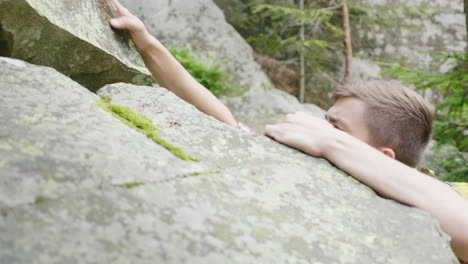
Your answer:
0;57;459;263
353;0;467;72
0;0;151;91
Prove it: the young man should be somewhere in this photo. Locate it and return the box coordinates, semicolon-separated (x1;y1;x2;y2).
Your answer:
109;0;468;261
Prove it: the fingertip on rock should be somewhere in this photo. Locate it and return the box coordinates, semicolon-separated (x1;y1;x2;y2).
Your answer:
110;18;121;28
264;125;273;135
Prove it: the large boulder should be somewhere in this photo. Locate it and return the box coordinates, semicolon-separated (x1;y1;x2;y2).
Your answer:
0;57;200;209
0;0;151;91
0;57;458;263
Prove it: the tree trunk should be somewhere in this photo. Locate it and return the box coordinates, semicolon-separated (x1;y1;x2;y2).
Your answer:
342;0;353;81
465;0;468;48
299;0;306;103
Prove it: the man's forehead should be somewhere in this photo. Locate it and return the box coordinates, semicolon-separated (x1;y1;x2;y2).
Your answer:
329;97;367;114
326;97;369;130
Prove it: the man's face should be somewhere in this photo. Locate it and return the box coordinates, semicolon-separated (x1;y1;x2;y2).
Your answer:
326;97;371;144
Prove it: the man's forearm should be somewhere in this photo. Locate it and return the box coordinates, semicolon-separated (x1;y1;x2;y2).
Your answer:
134;32;237;127
321;132;468;261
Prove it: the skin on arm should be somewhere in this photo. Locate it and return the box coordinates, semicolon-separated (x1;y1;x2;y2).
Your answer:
109;0;237;127
265;114;468;261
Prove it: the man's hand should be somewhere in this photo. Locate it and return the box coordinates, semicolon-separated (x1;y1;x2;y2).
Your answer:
264;113;342;158
109;0;155;51
282;111;326;130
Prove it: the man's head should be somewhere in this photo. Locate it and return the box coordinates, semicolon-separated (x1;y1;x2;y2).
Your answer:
327;80;434;167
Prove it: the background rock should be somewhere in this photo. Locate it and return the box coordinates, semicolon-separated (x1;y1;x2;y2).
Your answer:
353;0;467;73
0;57;459;263
120;0;274;94
0;0;151;91
222;89;325;132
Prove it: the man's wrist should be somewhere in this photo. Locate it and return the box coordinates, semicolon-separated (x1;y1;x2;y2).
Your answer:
131;31;163;54
320;129;353;159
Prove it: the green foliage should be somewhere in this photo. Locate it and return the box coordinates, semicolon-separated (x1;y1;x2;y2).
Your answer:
226;0;345;106
239;2;342;57
188;171;221;176
246;24;300;54
96;97;199;162
380;51;468;181
251;4;334;26
169;47;242;96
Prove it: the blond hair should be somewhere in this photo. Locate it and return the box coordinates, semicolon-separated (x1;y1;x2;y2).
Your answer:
333;80;434;167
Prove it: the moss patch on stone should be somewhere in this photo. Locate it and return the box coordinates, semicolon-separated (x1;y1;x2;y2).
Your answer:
120;182;145;189
188;171;221;176
96;97;199;162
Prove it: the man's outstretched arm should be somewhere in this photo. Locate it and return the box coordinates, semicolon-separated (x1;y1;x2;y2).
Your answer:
265;116;468;262
109;0;237;127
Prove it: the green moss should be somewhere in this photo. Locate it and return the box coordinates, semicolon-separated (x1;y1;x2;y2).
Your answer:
95;98;198;162
110;104;158;132
35;196;47;204
188;171;221;176
121;182;145;189
128;39;136;49
99;95;112;104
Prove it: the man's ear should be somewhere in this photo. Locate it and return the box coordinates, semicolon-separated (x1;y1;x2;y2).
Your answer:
379;147;396;160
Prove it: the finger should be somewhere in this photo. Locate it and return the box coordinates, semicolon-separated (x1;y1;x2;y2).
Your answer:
109;16;139;31
110;0;131;16
283;113;293;123
264;123;291;140
264;124;280;138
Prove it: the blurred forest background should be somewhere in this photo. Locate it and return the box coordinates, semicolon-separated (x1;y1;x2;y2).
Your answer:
207;0;468;181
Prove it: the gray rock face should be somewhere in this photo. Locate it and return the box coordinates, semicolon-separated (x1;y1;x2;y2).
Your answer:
0;57;200;208
0;57;459;263
0;0;151;91
352;0;466;76
120;0;274;93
